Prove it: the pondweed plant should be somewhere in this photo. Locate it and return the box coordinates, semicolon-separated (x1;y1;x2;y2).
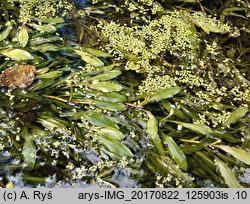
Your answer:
0;0;249;188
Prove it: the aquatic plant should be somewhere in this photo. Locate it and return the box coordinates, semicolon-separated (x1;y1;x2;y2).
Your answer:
0;0;249;188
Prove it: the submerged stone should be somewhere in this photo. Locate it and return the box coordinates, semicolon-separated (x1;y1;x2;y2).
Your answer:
0;64;36;89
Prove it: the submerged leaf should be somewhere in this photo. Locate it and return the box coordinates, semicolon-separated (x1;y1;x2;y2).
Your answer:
30;23;57;33
93;100;127;111
215;145;250;165
98;135;133;158
215;158;242;188
0;21;13;42
18;26;29;47
89;70;122;81
145;110;165;155
223;107;248;127
75;50;104;67
165;136;187;171
99;126;125;141
142;87;181;105
148;87;182;102
88;81;122;92
0;49;33;61
169;121;213;135
97;92;126;102
22;127;36;168
82;112;118;128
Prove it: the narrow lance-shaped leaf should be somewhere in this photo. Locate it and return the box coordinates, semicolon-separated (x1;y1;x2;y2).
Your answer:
79;112;118;128
142;87;181;106
85;47;112;57
21;126;36;168
215;145;250;165
93;100;127;111
145;110;165;155
88;70;122;81
75;50;104;67
98;92;126;103
215;157;242;188
223;107;248;127
98;135;133;158
98;126;125;141
0;49;33;61
88;81;123;92
18;25;29;47
169;120;213;135
30;23;57;33
0;21;13;42
165;136;188;171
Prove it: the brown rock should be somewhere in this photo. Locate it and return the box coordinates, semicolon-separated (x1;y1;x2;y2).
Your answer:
0;64;36;89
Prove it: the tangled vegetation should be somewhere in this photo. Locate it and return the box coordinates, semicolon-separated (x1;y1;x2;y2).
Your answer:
0;0;249;188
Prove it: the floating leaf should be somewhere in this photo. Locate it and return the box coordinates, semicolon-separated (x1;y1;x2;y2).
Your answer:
223;107;248;127
169;121;213;135
75;50;104;67
89;70;122;81
215;158;242;188
99;135;133;158
88;81;123;92
22;127;36;168
165;136;187;171
145;110;165;155
17;26;29;47
215;145;250;165
98;126;125;141
82;112;118;128
0;49;33;61
93;100;127;111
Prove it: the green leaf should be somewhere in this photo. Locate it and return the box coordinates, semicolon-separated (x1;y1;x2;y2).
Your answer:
98;92;127;103
32;44;59;52
195;19;227;34
0;21;13;42
99;135;133;158
85;47;112;57
215;145;250;165
98;126;125;141
89;70;122;81
215;158;242;188
30;23;57;33
145;110;165;155
169;121;213;135
88;81;123;92
75;50;104;67
223;107;248;127
39;17;64;25
22;127;36;168
142;87;182;105
17;26;29;47
0;49;34;61
36;71;61;79
82;112;118;128
93;100;127;111
165;136;187;171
